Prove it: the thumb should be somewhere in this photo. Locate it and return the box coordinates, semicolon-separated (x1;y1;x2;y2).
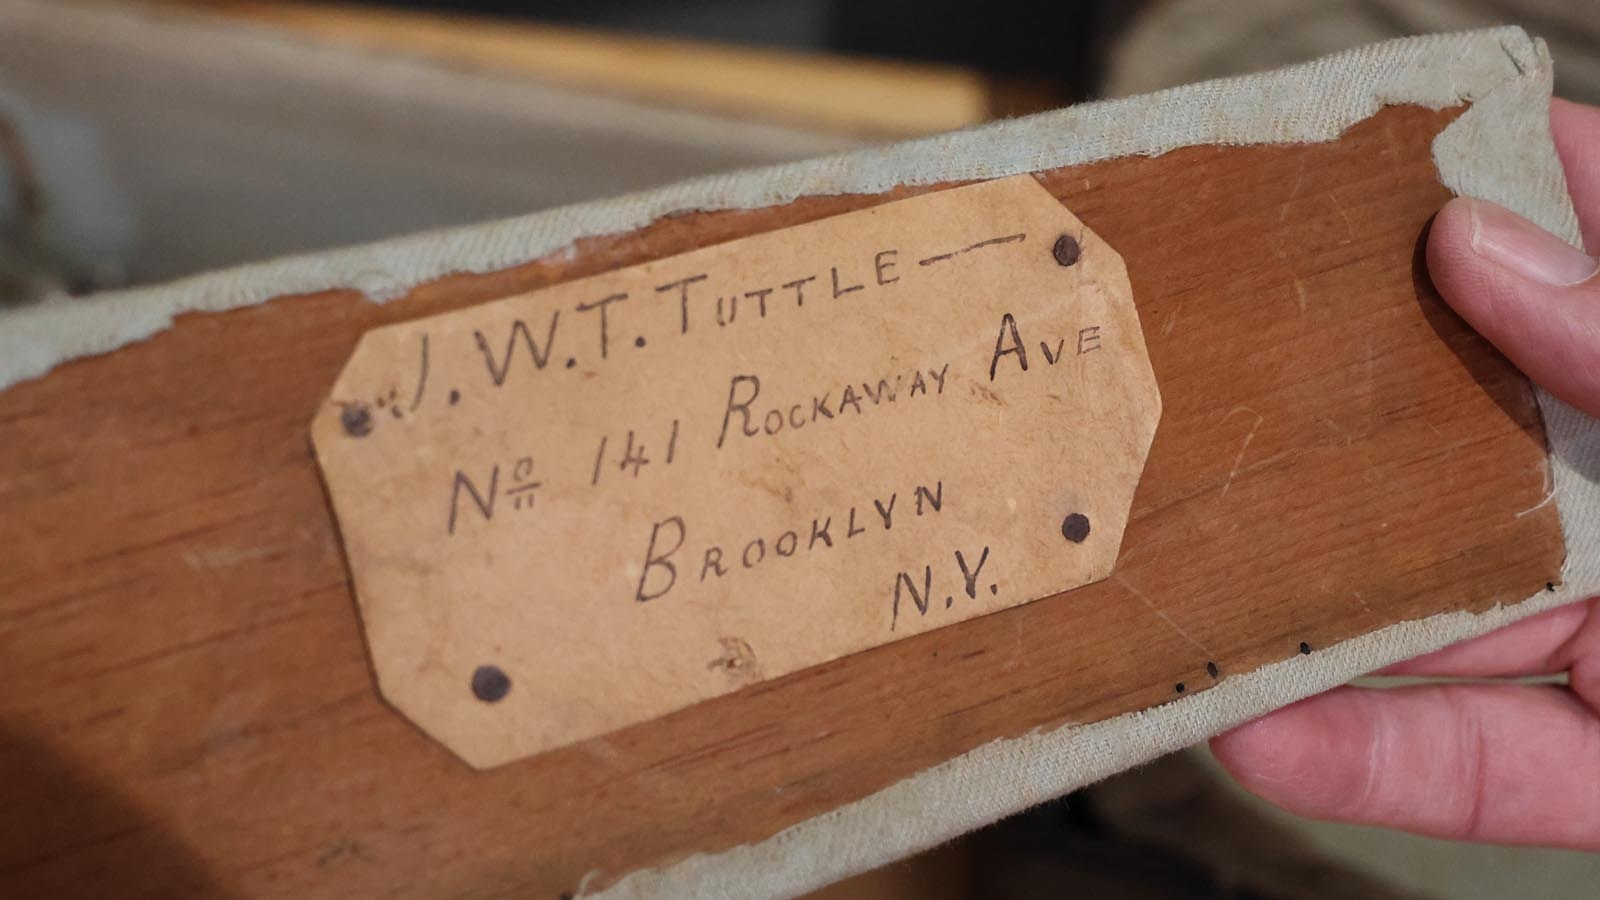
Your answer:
1427;198;1600;419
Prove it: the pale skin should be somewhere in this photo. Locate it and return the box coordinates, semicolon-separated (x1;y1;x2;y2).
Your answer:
1213;99;1600;849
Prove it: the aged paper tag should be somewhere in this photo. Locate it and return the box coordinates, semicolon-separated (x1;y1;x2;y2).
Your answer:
311;175;1160;768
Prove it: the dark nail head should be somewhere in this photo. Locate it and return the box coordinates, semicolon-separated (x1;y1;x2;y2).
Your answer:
1298;641;1312;655
1052;234;1081;267
340;402;374;438
1060;512;1091;543
471;665;512;703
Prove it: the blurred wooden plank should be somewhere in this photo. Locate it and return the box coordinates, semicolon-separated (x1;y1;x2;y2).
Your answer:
0;103;1564;898
0;0;869;289
155;0;991;137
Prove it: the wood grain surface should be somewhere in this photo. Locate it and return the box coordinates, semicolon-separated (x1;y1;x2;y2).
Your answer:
0;103;1564;898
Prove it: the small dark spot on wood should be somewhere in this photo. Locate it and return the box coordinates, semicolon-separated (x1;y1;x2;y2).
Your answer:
1547;582;1556;592
565;357;577;369
945;596;953;608
449;389;461;406
315;837;372;867
1174;682;1186;694
1299;641;1311;655
634;335;647;348
1206;661;1220;679
340;402;374;438
561;892;575;900
1052;234;1081;267
1061;513;1091;543
989;583;998;595
471;665;511;702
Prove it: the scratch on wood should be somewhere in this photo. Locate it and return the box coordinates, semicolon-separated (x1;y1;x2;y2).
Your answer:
1278;161;1307;222
1116;575;1208;656
182;543;281;571
1220;407;1264;498
1003;614;1024;673
1514;458;1556;519
1318;416;1352;446
1327;192;1356;243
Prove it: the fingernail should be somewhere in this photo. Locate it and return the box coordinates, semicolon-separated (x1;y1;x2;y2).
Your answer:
1468;199;1598;286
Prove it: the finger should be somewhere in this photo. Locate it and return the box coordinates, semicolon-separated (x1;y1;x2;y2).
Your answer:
1426;197;1600;419
1550;98;1600;253
1379;600;1595;678
1212;684;1600;850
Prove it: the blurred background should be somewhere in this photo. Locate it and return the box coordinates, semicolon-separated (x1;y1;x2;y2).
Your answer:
4;1;1600;897
3;0;1598;303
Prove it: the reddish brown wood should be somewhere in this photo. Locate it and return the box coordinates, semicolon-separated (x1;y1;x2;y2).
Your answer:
0;104;1562;898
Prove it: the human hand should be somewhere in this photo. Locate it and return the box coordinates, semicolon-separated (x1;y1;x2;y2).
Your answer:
1211;98;1600;850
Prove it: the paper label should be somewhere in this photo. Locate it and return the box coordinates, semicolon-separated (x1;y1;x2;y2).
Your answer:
311;175;1161;768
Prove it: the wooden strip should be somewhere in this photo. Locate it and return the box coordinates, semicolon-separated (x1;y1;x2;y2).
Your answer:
158;0;990;137
0;104;1562;898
